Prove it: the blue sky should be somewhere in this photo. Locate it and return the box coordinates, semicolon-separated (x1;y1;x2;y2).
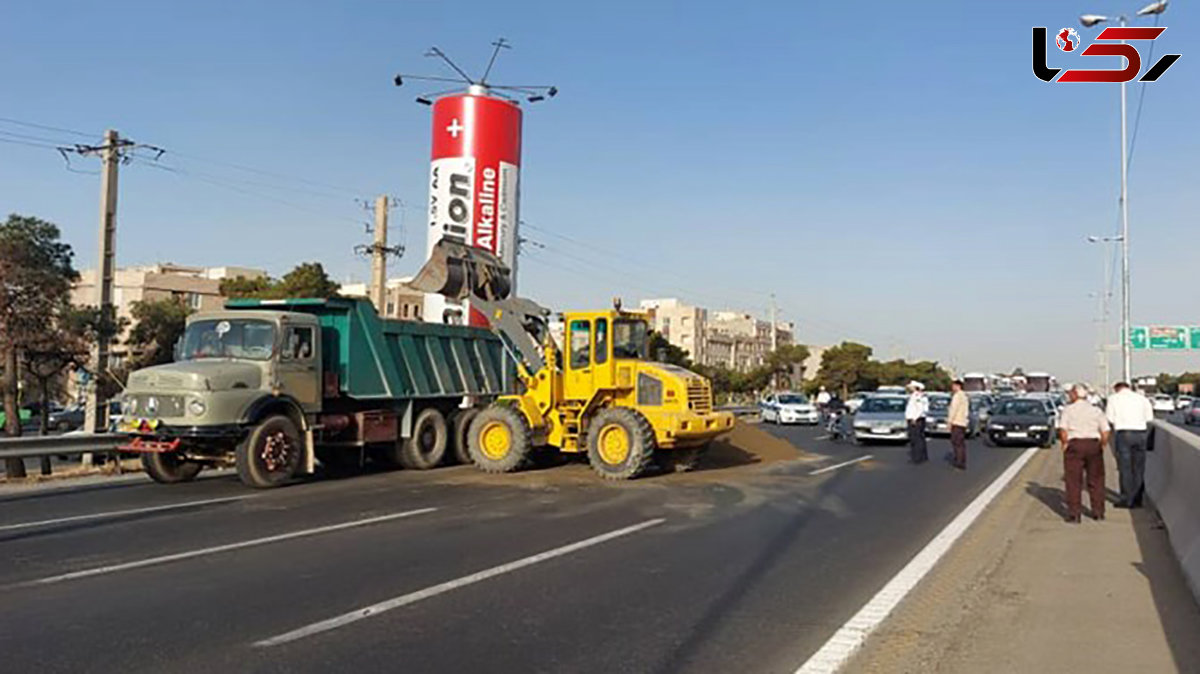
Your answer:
1;0;1196;383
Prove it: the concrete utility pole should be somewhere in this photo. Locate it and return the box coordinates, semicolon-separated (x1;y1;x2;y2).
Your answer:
85;129;121;437
769;294;778;353
370;195;388;313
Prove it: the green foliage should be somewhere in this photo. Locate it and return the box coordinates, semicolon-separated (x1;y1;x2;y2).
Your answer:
127;297;193;370
692;343;812;400
814;341;951;397
1154;372;1200;395
219;262;340;300
648;331;694;369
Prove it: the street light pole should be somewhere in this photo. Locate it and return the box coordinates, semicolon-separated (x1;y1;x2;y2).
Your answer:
1088;235;1121;391
1118;15;1132;385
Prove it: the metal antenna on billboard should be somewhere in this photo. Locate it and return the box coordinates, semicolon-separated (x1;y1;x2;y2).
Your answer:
393;38;558;105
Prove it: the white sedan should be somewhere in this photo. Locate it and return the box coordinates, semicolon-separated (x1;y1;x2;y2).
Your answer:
1152;394;1175;413
760;393;821;425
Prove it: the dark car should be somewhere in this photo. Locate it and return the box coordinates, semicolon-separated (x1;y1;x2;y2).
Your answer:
48;404;85;432
986;397;1056;447
925;393;982;437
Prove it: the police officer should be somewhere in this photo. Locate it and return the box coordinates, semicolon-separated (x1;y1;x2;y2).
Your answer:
905;381;929;463
1057;384;1111;523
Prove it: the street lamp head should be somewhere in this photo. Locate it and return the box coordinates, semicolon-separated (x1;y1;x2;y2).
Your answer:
1136;1;1167;16
1080;14;1109;27
1087;235;1100;243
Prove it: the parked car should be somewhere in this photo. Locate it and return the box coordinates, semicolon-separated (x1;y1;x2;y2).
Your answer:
48;404;85;432
986;397;1056;447
1152;394;1175;414
1175;395;1194;411
760;392;820;425
852;395;908;443
925;393;982;437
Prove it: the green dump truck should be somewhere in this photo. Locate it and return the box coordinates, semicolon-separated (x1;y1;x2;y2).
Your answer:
119;297;513;487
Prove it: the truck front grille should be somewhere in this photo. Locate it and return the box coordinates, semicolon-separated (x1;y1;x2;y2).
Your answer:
687;381;713;413
130;394;185;419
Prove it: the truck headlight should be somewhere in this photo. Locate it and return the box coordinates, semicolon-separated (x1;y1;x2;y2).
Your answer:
188;398;206;416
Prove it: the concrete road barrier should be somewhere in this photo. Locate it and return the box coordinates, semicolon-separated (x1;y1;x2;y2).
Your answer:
1147;420;1200;604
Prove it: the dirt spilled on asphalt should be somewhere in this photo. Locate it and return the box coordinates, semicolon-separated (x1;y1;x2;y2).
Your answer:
431;420;809;488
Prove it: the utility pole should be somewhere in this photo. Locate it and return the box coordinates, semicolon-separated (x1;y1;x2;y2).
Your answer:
769;293;778;353
370;195;388;313
85;129;121;438
1118;18;1133;386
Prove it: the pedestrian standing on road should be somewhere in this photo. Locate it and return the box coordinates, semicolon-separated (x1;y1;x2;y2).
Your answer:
816;386;832;415
947;379;970;470
905;381;929;464
1057;384;1111;523
1105;381;1154;509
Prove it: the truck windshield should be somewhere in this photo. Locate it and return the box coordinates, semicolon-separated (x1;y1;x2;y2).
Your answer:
613;319;649;359
181;319;276;361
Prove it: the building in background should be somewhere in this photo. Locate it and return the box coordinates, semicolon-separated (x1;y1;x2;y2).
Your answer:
342;277;425;321
637;298;796;373
73;264;267;363
639;298;708;366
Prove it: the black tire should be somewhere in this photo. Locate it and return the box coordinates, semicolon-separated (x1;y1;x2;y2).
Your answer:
450;408;480;465
142;452;202;484
468;404;532;473
56;421;72;433
236;415;303;488
586;407;656;480
398;407;448;470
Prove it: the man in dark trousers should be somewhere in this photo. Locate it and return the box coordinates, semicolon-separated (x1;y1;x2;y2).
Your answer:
1105;381;1154;508
947;379;970;470
1057;384;1111;523
904;381;929;463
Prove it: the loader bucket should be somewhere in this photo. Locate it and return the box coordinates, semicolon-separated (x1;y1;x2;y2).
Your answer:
410;240;512;302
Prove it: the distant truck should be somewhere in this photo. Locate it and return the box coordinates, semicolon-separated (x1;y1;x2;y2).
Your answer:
118;297;513;487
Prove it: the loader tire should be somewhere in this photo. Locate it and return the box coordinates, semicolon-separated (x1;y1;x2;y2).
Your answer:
450;408;480;465
398;407;448;470
142;452;202;484
468;405;532;474
587;407;656;480
236;415;302;488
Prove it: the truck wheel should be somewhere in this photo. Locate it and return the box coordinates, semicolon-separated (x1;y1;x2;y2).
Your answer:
237;415;302;488
398;407;448;470
468;405;532;473
142;452;202;484
586;407;656;480
450;408;480;465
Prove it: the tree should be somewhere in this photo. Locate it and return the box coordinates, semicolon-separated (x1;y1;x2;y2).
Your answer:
126;297;192;370
220;262;340;300
763;343;811;389
816;342;874;398
0;214;79;478
648;331;694;369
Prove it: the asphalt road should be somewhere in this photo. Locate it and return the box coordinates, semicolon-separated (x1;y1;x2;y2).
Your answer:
0;424;1028;674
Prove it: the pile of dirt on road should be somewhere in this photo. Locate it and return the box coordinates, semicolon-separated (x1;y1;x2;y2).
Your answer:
694;421;807;471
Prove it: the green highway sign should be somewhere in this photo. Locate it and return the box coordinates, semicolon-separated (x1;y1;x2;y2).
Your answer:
1149;326;1187;350
1192;327;1200;350
1130;327;1148;350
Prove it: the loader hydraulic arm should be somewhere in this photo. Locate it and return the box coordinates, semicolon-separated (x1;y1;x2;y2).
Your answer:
410;239;551;374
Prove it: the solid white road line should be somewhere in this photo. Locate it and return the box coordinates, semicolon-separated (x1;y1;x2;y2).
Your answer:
255;517;667;648
794;446;1039;674
29;507;437;586
808;455;873;476
0;495;250;533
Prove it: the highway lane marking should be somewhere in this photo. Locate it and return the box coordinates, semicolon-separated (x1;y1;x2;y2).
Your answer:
0;496;251;533
808;455;873;476
28;507;437;586
794;447;1039;674
254;517;667;647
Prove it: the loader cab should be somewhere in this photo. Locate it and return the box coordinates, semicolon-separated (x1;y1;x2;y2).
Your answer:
563;310;649;400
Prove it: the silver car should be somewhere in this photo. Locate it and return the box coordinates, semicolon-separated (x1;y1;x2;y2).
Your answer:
852;395;908;443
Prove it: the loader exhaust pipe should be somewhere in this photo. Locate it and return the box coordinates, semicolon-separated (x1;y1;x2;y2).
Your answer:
410;240;513;302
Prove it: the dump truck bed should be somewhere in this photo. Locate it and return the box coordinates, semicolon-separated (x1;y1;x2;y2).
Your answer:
225;297;512;400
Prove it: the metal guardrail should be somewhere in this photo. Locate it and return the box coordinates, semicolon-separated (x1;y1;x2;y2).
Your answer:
0;433;122;461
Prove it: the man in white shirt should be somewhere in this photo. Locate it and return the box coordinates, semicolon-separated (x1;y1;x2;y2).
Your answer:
905;381;929;464
1105;381;1155;508
816;386;832;413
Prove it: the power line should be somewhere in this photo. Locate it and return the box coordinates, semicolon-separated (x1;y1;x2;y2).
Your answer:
1126;13;1161;173
0;116;95;139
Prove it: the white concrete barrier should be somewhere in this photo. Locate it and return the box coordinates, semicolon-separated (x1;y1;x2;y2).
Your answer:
1146;421;1200;604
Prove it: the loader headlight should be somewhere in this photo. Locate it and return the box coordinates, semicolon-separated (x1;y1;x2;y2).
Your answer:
188;398;207;416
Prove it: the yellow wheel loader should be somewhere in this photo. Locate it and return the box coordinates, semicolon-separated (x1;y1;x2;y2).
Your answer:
412;241;734;479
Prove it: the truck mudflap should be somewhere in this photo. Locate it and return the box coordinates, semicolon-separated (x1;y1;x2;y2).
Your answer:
118;437;183;454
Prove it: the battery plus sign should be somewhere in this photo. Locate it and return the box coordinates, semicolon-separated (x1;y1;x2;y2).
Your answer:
446;118;463;138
